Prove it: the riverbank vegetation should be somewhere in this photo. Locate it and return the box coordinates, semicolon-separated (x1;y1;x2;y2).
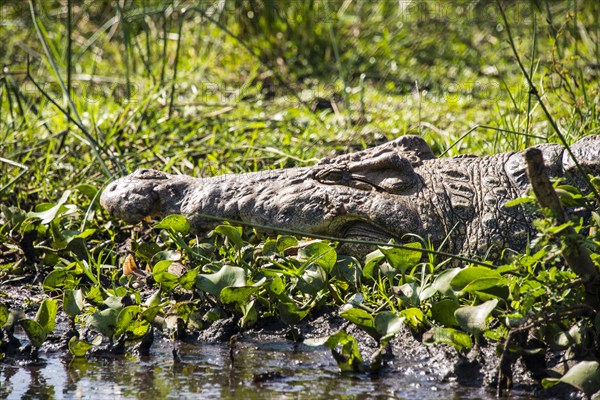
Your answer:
1;1;600;397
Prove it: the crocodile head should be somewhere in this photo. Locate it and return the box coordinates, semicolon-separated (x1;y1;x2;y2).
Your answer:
100;136;439;247
100;168;189;223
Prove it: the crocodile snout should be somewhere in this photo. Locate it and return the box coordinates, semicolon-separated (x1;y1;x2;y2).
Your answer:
100;176;161;224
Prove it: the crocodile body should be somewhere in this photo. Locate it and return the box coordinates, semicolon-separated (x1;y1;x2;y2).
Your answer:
100;135;599;257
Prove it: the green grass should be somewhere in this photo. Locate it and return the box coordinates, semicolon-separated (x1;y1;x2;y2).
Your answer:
1;0;600;395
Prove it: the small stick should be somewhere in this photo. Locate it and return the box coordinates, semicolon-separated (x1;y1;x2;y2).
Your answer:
525;148;600;306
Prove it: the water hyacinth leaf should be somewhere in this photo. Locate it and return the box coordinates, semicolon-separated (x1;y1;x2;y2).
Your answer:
64;289;84;319
115;305;141;336
240;300;258;327
379;242;422;274
305;331;364;372
450;267;505;293
374;311;404;342
422;327;473;351
88;308;120;337
431;299;459;327
454;299;498;334
552;361;600;396
332;255;362;284
432;268;461;296
35;299;58;333
153;260;179;291
115;305;150;338
144;289;162;308
297;265;327;295
136;242;162;260
400;307;425;329
179;269;198;290
68;336;94;357
340;307;378;339
298;241;337;272
362;249;385;280
19;319;47;347
154;214;190;234
27;190;72;224
277;236;298;252
262;238;277;255
0;304;9;327
142;306;161;324
43;269;77;291
394;282;419;305
153;250;181;262
214;225;244;248
196;265;247;297
220;286;259;305
75;183;98;200
103;295;124;310
277;301;310;325
269;274;285;295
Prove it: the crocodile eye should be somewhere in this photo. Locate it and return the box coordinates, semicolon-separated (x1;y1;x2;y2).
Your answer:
315;168;347;184
322;170;344;182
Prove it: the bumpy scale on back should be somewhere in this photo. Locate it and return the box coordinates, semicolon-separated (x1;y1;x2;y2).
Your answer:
100;135;600;259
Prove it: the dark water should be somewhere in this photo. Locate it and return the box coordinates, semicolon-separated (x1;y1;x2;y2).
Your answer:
1;337;534;399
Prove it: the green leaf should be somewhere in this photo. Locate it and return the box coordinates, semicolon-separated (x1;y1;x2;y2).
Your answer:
136;242;162;260
68;336;94;357
179;269;199;291
43;269;77;290
75;184;98;200
298;241;337;272
268;274;285;295
332;255;362;284
423;327;473;351
240;300;258;327
142;306;161;324
152;260;179;291
297;265;327;295
431;299;459;327
220;286;259;305
19;319;47;347
400;307;424;329
450;267;503;291
362;249;385;280
153;250;181;262
0;304;9;327
35;299;58;333
88;308;120;337
340;307;378;339
154;214;190;234
374;311;404;342
64;289;84;320
116;305;149;339
433;268;462;295
379;242;422;274
196;265;247;297
542;361;600;397
277;301;310;325
454;299;498;335
277;236;299;252
27;190;73;224
214;225;244;248
304;331;364;372
504;197;535;207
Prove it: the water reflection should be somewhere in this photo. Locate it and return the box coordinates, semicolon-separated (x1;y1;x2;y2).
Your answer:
1;338;531;399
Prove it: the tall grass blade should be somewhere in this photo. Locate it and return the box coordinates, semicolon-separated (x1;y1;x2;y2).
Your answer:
28;0;113;179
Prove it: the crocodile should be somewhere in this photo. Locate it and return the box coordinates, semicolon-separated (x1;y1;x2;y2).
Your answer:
100;135;600;258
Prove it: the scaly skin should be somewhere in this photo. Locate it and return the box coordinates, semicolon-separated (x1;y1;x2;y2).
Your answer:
100;135;599;257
